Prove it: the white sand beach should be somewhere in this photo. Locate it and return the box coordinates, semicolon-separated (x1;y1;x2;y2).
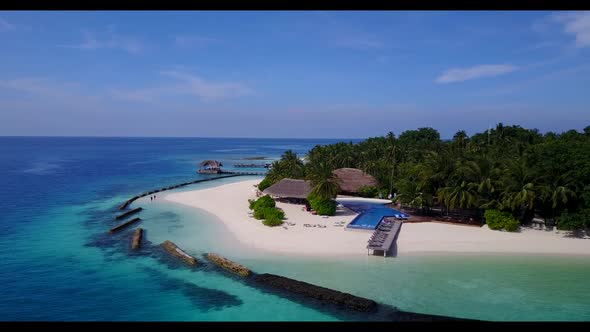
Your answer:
163;179;590;257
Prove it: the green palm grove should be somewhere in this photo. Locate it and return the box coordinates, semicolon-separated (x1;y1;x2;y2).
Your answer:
258;124;590;231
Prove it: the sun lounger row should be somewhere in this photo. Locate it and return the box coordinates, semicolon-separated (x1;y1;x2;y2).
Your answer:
303;224;327;228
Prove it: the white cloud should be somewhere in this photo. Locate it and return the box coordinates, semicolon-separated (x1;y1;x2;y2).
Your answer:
0;77;78;98
60;28;143;54
333;35;383;50
174;35;219;48
111;71;253;103
0;17;15;31
0;77;100;105
552;11;590;48
436;64;518;84
160;70;253;100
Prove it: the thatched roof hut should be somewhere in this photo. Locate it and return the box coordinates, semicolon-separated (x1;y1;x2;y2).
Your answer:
263;178;312;199
198;160;223;169
332;168;378;194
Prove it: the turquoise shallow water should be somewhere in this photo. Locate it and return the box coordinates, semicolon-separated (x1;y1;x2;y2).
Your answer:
1;137;589;321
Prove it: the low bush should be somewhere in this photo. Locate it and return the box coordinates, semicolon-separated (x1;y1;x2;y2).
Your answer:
249;196;284;226
307;193;336;216
358;186;378;198
484;209;519;232
257;178;273;192
557;209;590;230
249;195;275;210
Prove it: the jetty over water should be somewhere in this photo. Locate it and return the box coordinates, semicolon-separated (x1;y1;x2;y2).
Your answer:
367;217;403;257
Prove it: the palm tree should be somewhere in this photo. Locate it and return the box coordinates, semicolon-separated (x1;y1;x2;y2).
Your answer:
437;181;479;212
452;130;469;150
280;150;305;179
385;131;397;197
306;161;340;200
501;158;541;220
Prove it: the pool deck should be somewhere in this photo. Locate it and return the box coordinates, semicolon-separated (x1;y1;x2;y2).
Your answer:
366;217;403;257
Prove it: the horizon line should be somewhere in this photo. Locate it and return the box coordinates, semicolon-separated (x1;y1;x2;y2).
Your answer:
0;135;369;140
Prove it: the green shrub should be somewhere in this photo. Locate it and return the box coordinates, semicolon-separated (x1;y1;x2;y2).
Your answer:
358;186;378;198
253;207;266;220
257;178;273;191
249;195;275;210
484;209;519;232
557;209;590;230
307;193;336;216
263;207;285;220
262;214;283;226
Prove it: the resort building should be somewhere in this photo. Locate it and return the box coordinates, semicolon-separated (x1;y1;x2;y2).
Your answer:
262;178;312;204
197;160;223;174
332;168;378;195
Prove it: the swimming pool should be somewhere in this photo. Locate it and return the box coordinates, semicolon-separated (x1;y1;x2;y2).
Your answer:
338;201;408;230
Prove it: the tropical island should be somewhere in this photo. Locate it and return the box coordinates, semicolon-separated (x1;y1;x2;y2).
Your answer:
164;123;590;257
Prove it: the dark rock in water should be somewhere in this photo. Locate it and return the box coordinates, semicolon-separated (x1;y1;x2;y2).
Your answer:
205;253;251;277
161;240;198;266
131;228;143;250
254;273;377;312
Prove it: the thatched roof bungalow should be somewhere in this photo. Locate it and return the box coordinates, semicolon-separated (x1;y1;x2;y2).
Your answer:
197;160;223;174
198;160;223;169
263;178;312;200
332;168;378;194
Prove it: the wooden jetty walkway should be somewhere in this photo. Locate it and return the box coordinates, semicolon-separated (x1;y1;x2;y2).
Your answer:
109;217;141;234
233;163;271;168
366;217;403;257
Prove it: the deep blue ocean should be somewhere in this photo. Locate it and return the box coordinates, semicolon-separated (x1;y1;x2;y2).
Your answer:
1;137;589;321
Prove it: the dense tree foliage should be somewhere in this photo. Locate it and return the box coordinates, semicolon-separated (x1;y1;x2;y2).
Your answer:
260;123;590;231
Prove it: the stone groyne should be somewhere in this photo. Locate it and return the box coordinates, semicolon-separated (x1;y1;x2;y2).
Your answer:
131;228;143;250
161;240;198;266
254;273;377;312
118;174;247;211
205;253;251;277
109;217;141;234
115;207;143;220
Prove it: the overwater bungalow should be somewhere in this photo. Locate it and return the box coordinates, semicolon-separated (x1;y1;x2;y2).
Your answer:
198;160;223;174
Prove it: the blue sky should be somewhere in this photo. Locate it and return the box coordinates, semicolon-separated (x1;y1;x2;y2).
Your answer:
0;11;589;138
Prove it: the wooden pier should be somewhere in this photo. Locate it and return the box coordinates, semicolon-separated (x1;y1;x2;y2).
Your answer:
233;163;271;168
109;217;141;234
161;240;198;266
366;217;403;257
131;228;143;249
115;207;143;220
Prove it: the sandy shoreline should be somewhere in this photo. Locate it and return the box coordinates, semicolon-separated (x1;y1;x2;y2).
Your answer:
163;179;590;257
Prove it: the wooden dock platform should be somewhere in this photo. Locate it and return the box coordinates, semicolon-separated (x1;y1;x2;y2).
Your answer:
109;217;141;234
366;217;403;257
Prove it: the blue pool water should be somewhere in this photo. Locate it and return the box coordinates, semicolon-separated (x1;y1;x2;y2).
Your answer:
341;202;407;230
